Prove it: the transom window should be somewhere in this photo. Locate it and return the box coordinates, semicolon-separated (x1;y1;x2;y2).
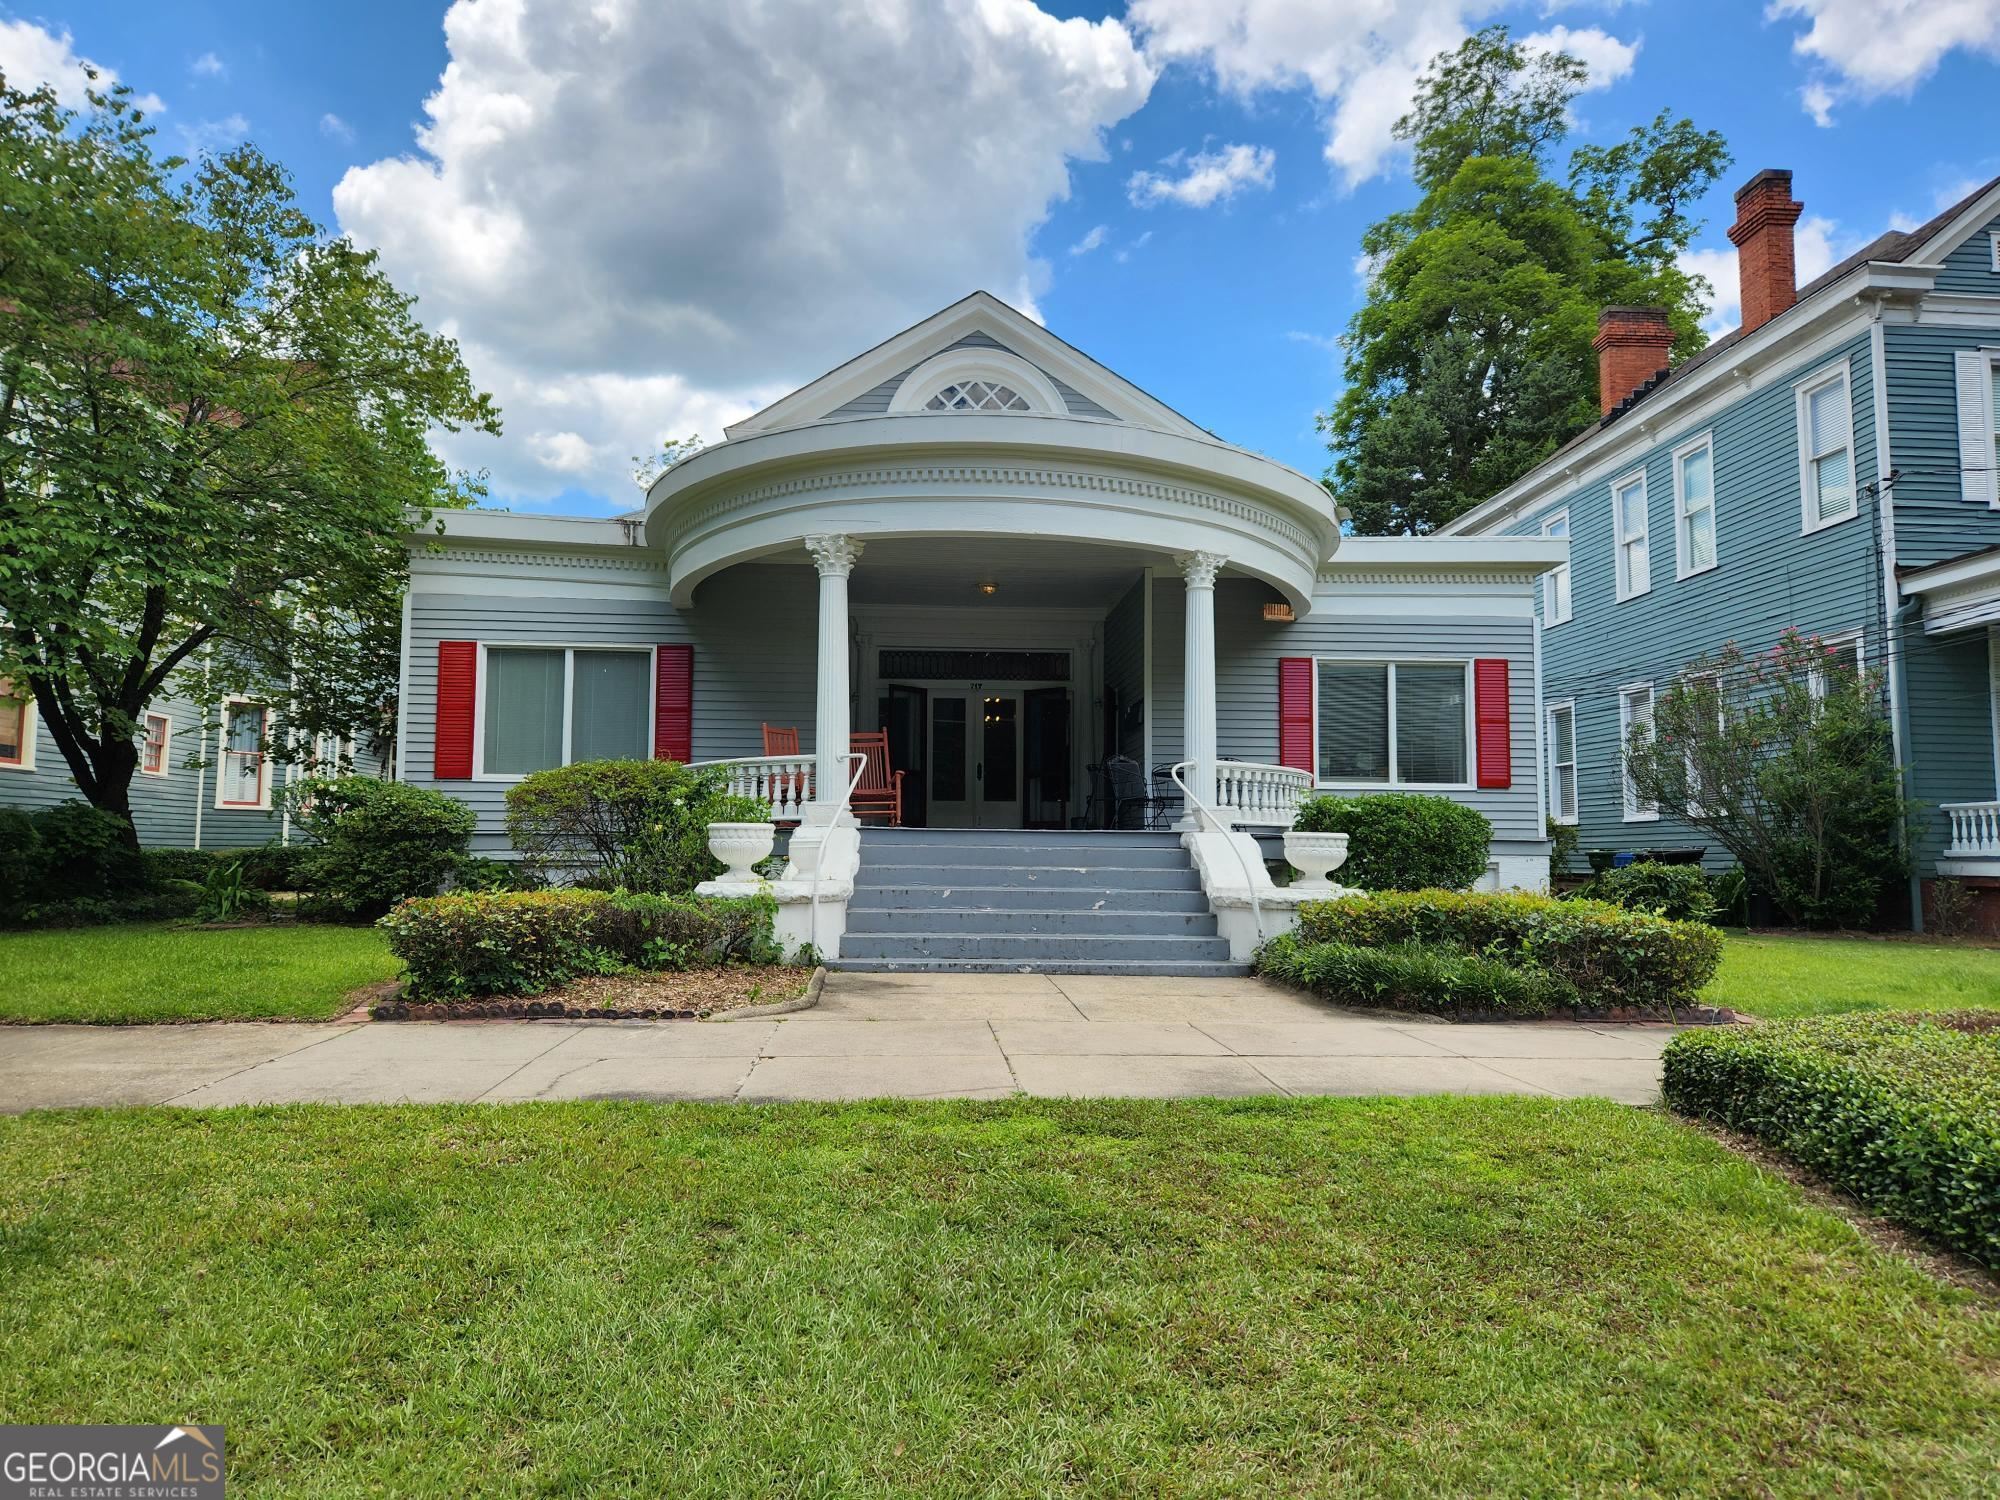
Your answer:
141;712;171;777
1546;701;1577;824
925;380;1031;412
1315;660;1470;787
481;645;652;777
1540;510;1572;625
1797;366;1855;529
1674;435;1718;576
0;679;29;770
1614;471;1651;600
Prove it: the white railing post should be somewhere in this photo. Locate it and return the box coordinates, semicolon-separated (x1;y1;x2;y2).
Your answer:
1943;800;2000;857
1209;760;1311;827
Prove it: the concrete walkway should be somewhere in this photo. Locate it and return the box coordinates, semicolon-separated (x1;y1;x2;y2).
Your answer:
0;974;1676;1110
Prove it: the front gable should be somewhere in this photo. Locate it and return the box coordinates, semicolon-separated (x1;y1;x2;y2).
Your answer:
1909;178;2000;295
723;291;1210;440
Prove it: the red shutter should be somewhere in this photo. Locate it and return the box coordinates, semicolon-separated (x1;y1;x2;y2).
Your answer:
434;641;476;779
655;644;692;763
1474;658;1511;789
1278;657;1314;774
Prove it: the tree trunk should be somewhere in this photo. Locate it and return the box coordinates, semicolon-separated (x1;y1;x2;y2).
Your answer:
28;678;146;852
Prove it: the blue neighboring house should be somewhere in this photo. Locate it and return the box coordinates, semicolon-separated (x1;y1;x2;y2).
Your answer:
1446;167;2000;932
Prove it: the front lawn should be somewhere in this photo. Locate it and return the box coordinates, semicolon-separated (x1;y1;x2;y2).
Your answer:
1;1099;1994;1496
0;922;398;1023
1704;930;2000;1020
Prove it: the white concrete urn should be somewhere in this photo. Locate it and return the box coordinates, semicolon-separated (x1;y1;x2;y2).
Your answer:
707;821;775;883
1283;830;1350;893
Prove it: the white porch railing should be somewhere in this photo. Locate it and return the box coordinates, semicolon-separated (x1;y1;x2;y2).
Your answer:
692;754;817;822
1213;761;1312;828
1943;801;2000;859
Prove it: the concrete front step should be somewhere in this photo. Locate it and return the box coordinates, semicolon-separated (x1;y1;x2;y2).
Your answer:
850;884;1213;913
859;828;1184;850
845;906;1220;936
854;864;1202;892
838;932;1235;963
862;842;1191;869
830;957;1253;977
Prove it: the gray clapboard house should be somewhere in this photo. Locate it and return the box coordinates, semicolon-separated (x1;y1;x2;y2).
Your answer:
398;293;1565;972
1444;168;2000;929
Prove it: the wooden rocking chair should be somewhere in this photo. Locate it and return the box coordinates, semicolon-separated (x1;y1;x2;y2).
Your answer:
847;729;905;825
761;723;799;756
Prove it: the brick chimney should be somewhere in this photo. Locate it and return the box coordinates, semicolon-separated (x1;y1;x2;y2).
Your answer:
1727;168;1804;334
1592;306;1674;417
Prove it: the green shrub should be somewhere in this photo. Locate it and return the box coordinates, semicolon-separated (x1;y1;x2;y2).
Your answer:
1663;1014;2000;1266
1707;866;1749;927
1257;931;1575;1020
1297;889;1723;1013
197;860;272;922
1292;793;1491;892
218;844;316;891
0;807;39;911
140;847;219;885
504;759;767;895
380;888;781;999
1583;860;1717;923
289;776;475;920
11;882;204;928
1546;814;1580;883
451;855;541;893
31;800;141;899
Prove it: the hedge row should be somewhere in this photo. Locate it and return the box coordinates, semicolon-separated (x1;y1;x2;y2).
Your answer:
1257;933;1575;1020
380;888;782;999
1663;1014;2000;1266
1297;890;1724;1014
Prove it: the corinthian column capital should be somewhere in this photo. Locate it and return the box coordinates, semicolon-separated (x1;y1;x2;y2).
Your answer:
804;534;864;577
1176;550;1227;589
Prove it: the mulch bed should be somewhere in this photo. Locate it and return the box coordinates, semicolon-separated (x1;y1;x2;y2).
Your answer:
374;965;814;1022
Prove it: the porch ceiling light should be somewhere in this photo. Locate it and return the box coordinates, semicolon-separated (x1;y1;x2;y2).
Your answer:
977;582;997;596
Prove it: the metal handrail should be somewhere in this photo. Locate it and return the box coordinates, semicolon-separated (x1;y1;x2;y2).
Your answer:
1169;760;1265;948
807;751;868;960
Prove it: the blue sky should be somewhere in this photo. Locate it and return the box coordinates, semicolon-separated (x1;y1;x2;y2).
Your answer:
6;0;1998;513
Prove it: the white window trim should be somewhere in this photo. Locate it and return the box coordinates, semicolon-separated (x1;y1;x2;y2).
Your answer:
1539;509;1572;625
139;710;173;778
215;697;271;810
1990;230;2000;275
1618;680;1660;823
1310;657;1477;792
472;642;658;783
1795;362;1858;533
1671;431;1719;580
1612;469;1651;602
1545;698;1577;826
885;347;1065;416
1985;353;2000;511
0;690;35;772
1678;670;1725;817
1807;629;1865;702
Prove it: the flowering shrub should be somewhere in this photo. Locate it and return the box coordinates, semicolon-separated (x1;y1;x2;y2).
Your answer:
380;888;780;999
1665;1013;2000;1266
504;759;766;894
1296;889;1723;1013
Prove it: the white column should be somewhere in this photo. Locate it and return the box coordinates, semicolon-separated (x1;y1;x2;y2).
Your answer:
805;534;862;817
1178;550;1224;820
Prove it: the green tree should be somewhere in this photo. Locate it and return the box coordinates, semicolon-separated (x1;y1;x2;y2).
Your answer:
1325;27;1730;534
0;79;498;845
1622;630;1911;929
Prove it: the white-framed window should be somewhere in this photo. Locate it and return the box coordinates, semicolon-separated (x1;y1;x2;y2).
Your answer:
305;732;352;775
1546;700;1577;825
1618;681;1659;822
0;679;33;771
1991;230;2000;274
217;699;270;808
1673;433;1718;578
1313;659;1472;789
475;644;655;780
140;711;172;777
1679;670;1723;815
1807;631;1864;701
1796;364;1856;530
1613;470;1651;600
1539;510;1572;625
1950;349;2000;507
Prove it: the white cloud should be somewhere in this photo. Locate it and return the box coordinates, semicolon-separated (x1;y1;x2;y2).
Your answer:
1680;214;1854;334
319;111;355;142
1770;0;2000;96
0;18;164;113
1932;174;1983;209
1113;229;1153;263
190;51;225;78
1068;224;1109;255
1800;79;1836;125
1520;24;1639;88
1130;1;1637;186
1887;209;1921;232
1286;329;1342;354
334;0;1153;504
1128;142;1275;207
176;113;249;153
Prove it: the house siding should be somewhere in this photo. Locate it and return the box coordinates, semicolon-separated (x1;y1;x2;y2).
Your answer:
1500;331;1881;872
1903;621;1996;868
1932;211;2000;294
1102;576;1146;760
1882;319;2000;567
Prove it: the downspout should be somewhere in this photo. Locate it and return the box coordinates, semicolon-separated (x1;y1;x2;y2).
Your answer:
1868;311;1922;931
192;648;211;850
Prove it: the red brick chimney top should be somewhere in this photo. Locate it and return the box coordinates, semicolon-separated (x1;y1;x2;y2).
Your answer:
1726;169;1804;335
1591;305;1674;418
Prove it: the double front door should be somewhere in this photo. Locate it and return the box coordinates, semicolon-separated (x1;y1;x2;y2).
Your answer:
879;680;1071;829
